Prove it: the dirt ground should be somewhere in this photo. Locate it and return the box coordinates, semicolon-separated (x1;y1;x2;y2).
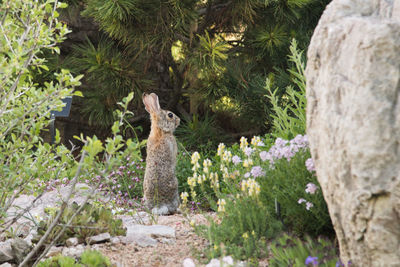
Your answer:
98;213;211;267
97;212;269;267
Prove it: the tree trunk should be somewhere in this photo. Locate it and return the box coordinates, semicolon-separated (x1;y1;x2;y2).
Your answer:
306;0;400;266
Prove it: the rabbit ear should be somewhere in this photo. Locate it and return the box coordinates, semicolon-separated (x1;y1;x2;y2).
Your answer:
142;93;153;113
142;93;161;113
149;93;161;111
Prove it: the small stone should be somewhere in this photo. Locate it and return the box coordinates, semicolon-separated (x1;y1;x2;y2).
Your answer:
120;233;157;247
91;244;101;250
159;238;175;245
0;241;13;263
66;237;79;247
87;233;110;244
126;225;175;239
183;258;196;267
205;256;246;267
46;246;63;257
0;263;13;267
110;236;121;245
10;238;31;264
222;256;234;265
62;245;84;258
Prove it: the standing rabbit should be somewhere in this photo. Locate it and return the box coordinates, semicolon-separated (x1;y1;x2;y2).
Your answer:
142;93;180;215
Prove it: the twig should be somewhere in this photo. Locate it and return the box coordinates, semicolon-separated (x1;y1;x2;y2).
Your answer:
18;149;87;267
0;192;45;232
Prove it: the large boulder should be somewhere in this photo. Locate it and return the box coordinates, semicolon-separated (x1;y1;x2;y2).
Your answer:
306;0;400;266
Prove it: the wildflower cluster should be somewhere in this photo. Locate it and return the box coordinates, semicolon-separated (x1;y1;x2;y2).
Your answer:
100;157;145;208
241;178;261;197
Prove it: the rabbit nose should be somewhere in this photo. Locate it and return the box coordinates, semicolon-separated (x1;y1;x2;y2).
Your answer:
175;117;180;126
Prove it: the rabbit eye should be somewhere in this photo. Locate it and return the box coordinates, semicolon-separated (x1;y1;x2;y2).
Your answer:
167;112;173;118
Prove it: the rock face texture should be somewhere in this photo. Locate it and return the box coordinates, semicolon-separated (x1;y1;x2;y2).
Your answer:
306;0;400;266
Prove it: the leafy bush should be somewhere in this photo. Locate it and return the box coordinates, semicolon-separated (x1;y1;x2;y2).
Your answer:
0;1;142;264
33;202;126;246
195;197;282;262
183;134;332;262
80;250;113;267
258;136;333;236
266;39;307;140
269;234;341;267
38;250;113;267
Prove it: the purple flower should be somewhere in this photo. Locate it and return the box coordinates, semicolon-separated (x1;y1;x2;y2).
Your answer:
250;166;265;178
275;138;288;147
305;183;318;194
306;202;314;210
336;260;344;267
305;256;318;266
232;155;242;165
244;172;250;178
305;158;315;172
244;147;254;157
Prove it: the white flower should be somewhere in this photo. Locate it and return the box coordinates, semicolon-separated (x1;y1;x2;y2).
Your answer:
298;198;306;204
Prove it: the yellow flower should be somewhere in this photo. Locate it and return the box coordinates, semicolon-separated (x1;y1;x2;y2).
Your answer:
222;150;232;162
217;198;226;213
217;143;226;156
240;136;248;150
180;191;189;204
222;167;229;179
191;151;200;165
243;159;253;168
241;178;261;197
197;174;206;184
187;176;197;188
242;232;249;239
251;136;262;147
203;158;212;168
191;162;200;171
190;220;195;227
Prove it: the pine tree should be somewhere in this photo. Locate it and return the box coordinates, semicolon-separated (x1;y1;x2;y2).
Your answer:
61;0;330;135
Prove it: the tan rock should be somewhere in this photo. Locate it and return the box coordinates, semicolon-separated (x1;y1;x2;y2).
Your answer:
306;0;400;265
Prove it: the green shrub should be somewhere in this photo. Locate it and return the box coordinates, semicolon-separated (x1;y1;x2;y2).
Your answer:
259;144;333;236
38;250;113;267
33;203;126;246
265;39;307;140
38;255;79;267
183;134;332;262
195;197;282;262
269;234;340;267
80;250;112;267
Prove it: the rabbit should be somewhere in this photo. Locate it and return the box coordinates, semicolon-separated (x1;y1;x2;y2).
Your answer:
142;93;181;215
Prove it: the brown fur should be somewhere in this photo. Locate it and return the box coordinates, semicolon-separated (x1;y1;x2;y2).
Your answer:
142;93;180;215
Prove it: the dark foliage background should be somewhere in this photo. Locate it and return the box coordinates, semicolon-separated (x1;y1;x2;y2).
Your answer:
35;0;331;150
